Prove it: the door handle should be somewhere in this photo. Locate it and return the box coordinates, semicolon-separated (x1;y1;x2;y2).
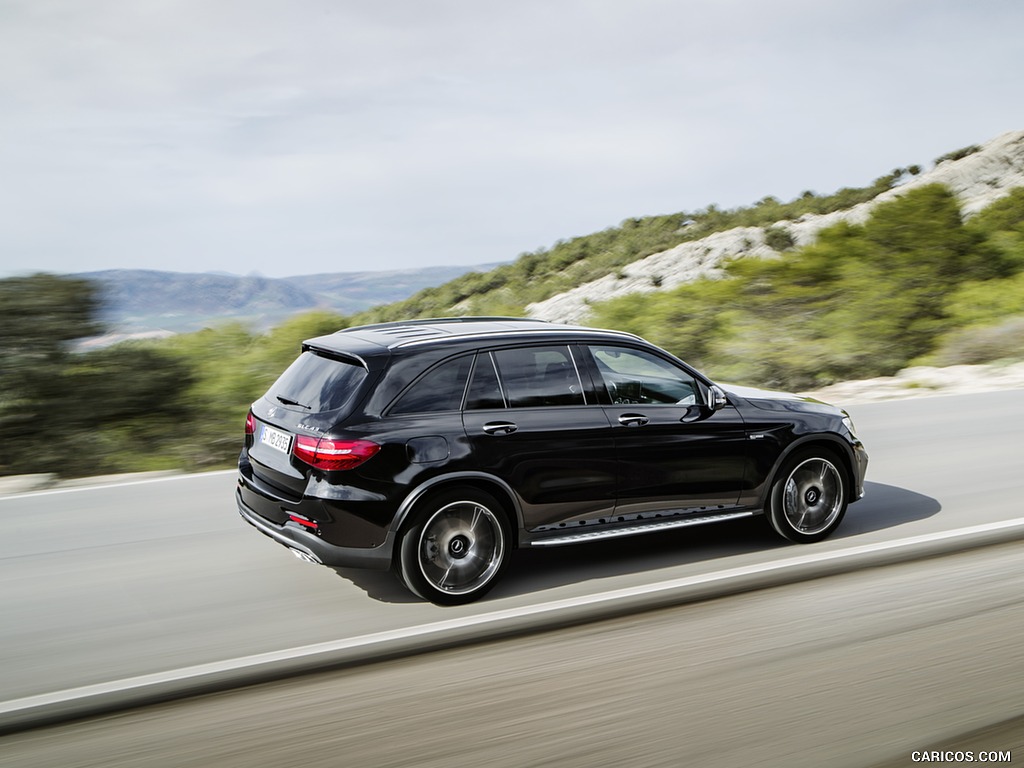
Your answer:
617;413;649;427
482;422;518;435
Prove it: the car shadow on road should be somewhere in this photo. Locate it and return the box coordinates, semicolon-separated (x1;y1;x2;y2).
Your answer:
830;481;942;539
492;481;941;601
330;567;420;604
331;481;939;604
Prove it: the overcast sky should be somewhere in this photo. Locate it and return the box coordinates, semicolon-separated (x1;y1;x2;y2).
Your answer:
1;0;1022;278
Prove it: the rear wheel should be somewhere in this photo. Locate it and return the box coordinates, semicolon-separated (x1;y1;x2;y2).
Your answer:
395;488;510;605
766;450;847;543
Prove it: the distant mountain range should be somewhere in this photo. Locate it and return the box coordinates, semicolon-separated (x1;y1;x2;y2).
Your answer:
76;264;501;345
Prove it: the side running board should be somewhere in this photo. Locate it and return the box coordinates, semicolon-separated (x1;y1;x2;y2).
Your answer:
529;510;755;547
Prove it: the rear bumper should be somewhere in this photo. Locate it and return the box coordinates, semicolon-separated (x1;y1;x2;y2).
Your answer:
236;488;394;570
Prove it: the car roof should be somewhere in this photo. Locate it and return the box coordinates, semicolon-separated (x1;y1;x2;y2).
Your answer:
307;316;642;355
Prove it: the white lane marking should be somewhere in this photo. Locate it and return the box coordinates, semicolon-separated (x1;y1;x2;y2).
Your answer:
0;470;236;503
2;515;1023;718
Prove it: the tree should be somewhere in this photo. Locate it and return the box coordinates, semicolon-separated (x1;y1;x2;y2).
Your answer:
0;274;102;473
0;273;197;476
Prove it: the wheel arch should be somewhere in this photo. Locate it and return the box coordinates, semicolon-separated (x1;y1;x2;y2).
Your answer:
393;472;524;542
759;434;856;509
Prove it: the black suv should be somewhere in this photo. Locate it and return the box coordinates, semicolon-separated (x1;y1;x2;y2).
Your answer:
237;318;868;604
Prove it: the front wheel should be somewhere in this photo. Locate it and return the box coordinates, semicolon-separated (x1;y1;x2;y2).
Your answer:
766;451;848;543
395;488;510;605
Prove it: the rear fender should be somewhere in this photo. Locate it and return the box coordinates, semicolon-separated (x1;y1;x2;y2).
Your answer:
393;472;525;539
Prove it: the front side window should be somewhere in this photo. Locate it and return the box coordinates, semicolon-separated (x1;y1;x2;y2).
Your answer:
588;345;698;405
490;346;585;408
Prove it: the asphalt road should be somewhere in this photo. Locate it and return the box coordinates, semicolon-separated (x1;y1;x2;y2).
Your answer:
1;390;1021;706
3;542;1022;768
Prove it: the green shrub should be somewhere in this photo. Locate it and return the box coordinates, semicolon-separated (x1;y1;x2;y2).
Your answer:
764;226;795;251
934;145;981;165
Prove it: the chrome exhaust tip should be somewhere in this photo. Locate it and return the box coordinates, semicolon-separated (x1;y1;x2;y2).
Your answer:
289;548;320;565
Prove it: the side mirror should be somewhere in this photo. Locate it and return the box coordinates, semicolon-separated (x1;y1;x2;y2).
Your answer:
708;384;727;412
681;384;728;423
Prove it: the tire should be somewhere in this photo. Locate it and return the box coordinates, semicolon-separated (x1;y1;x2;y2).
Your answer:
395;488;511;605
766;450;848;543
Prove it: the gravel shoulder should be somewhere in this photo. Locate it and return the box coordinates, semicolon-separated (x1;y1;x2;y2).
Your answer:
804;361;1024;405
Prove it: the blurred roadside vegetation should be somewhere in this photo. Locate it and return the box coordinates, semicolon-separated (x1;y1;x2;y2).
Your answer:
0;297;345;478
591;185;1024;388
2;180;1023;478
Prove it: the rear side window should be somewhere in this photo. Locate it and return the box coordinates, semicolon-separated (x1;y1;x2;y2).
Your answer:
268;351;368;414
390;355;472;415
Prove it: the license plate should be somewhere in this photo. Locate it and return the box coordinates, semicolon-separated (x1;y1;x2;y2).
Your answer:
259;424;292;454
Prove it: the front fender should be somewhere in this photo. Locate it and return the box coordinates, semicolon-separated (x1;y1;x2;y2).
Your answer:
754;434;866;511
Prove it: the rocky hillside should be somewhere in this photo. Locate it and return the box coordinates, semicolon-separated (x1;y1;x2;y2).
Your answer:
528;130;1024;324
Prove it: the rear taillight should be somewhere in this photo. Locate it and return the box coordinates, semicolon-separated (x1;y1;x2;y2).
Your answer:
293;436;380;471
245;411;256;436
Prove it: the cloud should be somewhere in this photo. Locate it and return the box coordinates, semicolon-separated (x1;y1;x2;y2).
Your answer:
1;0;1023;276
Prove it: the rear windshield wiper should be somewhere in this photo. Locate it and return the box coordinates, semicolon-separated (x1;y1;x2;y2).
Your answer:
276;395;311;409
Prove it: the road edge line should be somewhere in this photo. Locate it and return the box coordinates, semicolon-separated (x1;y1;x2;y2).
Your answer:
0;470;236;502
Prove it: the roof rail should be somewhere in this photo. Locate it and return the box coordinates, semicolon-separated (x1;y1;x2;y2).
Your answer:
392;326;641;349
337;316;551;334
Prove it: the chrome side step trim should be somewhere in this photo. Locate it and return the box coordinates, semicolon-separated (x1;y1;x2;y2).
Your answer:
529;510;755;547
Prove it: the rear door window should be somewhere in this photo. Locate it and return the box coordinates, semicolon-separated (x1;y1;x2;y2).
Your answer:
491;346;586;408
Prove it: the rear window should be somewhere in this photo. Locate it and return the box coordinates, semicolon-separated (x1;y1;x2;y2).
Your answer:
267;351;368;414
